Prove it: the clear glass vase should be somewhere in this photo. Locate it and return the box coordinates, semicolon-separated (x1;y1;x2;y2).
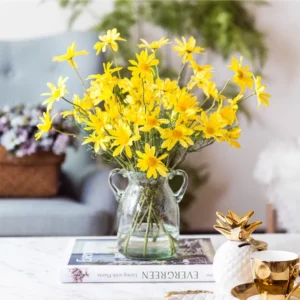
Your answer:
108;169;188;260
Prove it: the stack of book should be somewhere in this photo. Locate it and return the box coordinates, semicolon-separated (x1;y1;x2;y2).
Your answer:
61;237;215;283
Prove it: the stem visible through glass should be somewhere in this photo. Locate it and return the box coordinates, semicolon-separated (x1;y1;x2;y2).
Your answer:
122;184;177;258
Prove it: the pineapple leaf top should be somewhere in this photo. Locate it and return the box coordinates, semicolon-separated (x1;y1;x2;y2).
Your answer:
214;210;262;241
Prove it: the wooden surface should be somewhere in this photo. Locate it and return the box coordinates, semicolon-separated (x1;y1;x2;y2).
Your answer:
266;203;277;233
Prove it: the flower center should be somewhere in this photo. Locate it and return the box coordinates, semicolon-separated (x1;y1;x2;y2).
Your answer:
206;127;215;134
178;104;187;112
147;117;158;127
172;129;183;139
53;90;61;99
119;135;130;145
237;70;244;79
151;43;159;50
196;66;205;72
140;63;150;72
146;156;157;167
96;120;104;128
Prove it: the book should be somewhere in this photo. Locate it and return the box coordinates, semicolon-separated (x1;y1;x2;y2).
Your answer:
60;237;215;283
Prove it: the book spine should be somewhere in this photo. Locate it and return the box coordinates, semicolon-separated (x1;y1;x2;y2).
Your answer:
60;264;214;283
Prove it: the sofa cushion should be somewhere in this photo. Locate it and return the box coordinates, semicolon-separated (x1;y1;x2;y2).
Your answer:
0;32;104;190
0;198;112;236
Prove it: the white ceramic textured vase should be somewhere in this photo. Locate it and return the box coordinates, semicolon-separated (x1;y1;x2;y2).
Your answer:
213;240;256;294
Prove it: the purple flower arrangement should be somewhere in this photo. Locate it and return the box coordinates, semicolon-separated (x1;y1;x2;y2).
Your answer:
0;105;77;157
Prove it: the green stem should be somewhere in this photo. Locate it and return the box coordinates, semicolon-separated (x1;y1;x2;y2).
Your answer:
239;93;255;104
135;206;150;230
207;78;232;112
124;152;135;171
200;96;210;108
171;148;188;171
143;198;153;257
177;62;186;84
106;149;128;170
123;190;148;254
71;60;89;93
53;129;83;141
153;50;160;79
153;223;160;242
113;156;128;170
112;52;121;79
142;80;146;113
155;65;160;79
217;78;232;100
151;210;177;255
61;97;89;117
123;184;178;258
123;235;131;255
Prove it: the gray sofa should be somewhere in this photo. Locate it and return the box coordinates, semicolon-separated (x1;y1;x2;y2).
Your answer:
0;32;117;236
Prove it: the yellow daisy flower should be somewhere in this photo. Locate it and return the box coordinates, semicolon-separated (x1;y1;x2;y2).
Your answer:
94;28;126;54
128;50;159;81
172;88;200;121
154;78;178;109
82;131;110;153
84;108;111;134
103;62;122;75
218;102;238;126
109;121;141;158
155;78;177;93
203;81;219;99
140;107;169;132
160;124;194;150
220;127;241;148
228;93;244;106
138;37;170;52
173;36;205;63
41;76;68;111
61;94;93;123
105;103;120;122
61;95;80;120
188;70;212;90
136;144;168;179
196;111;226;139
35;111;56;140
123;107;144;126
189;60;213;74
52;42;88;69
254;76;270;107
87;79;114;106
228;56;253;92
88;62;122;80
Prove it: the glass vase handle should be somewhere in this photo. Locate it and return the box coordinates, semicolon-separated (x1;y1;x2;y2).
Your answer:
108;168;126;202
168;169;188;203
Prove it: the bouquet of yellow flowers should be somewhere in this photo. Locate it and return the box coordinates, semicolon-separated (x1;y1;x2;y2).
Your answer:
36;28;270;259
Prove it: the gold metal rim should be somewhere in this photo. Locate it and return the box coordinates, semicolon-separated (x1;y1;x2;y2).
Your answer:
231;283;300;300
165;290;213;298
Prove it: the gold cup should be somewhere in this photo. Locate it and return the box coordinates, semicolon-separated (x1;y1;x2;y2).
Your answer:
251;251;300;300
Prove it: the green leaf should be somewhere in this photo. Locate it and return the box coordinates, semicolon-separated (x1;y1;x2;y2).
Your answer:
59;0;70;7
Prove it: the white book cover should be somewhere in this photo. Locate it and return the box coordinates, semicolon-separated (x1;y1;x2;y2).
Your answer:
60;237;215;283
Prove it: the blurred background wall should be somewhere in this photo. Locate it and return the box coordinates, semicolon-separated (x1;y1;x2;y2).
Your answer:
0;1;112;39
0;0;298;232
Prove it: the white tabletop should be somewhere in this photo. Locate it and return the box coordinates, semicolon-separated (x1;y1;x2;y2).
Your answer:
0;234;299;300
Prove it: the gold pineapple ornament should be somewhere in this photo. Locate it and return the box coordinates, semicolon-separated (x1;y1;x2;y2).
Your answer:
214;210;263;241
213;210;267;294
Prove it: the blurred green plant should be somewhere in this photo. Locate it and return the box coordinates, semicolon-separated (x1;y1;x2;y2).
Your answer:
58;0;267;68
57;0;268;230
58;0;268;119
